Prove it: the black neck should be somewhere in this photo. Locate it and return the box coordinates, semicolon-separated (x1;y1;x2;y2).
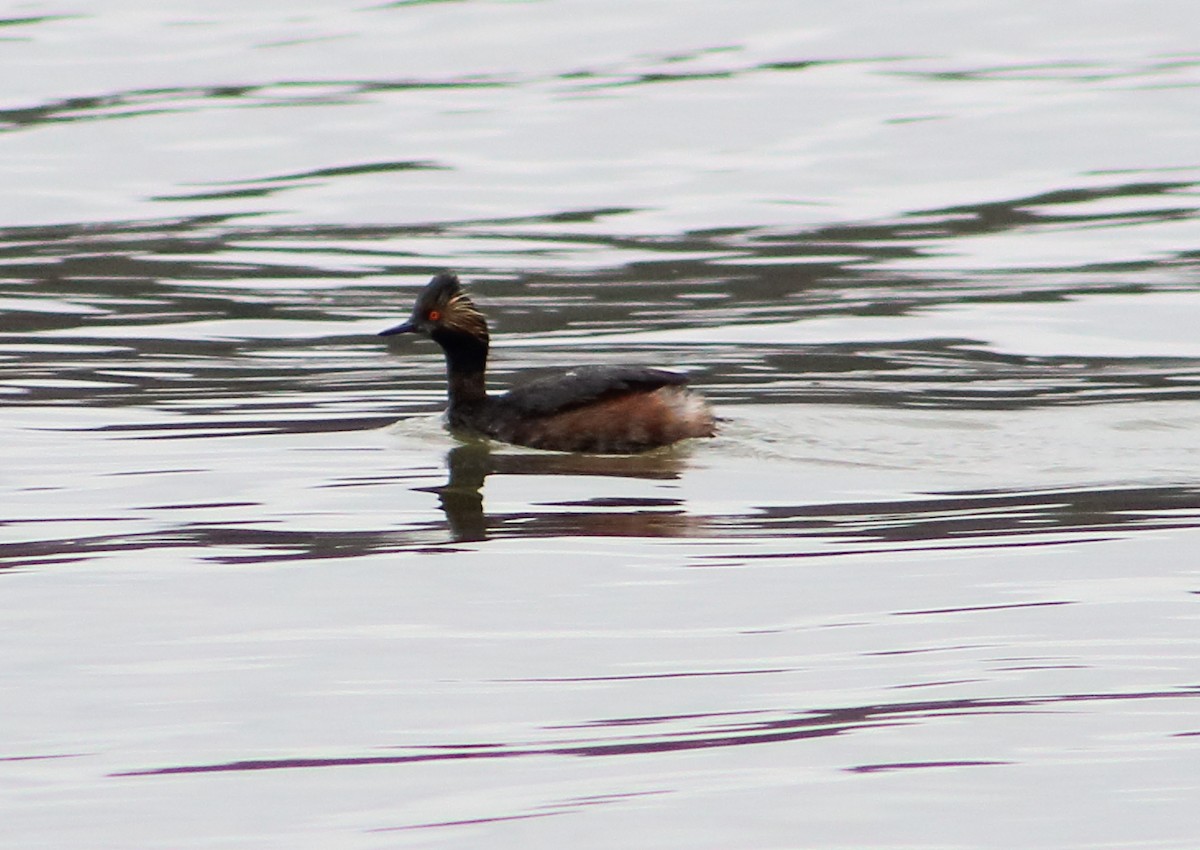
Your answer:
432;328;489;411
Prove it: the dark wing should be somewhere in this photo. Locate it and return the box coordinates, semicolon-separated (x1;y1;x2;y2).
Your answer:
497;365;690;417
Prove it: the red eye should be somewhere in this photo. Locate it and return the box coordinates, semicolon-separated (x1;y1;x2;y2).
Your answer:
427;309;442;321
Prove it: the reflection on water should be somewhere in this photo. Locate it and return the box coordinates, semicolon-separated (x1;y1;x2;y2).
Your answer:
428;444;489;542
10;445;1199;574
5;2;1200;848
424;443;1200;550
427;445;692;543
111;686;1200;778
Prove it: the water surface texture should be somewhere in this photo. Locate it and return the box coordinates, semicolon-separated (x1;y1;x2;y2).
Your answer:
3;2;1200;848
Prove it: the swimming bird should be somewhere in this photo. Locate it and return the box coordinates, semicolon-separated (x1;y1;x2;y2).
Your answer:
379;273;716;453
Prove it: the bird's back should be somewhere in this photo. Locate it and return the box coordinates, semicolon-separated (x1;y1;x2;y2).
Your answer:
487;365;715;453
498;365;689;416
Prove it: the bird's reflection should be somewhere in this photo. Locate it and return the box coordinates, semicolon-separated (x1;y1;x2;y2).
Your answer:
424;443;695;542
430;444;491;541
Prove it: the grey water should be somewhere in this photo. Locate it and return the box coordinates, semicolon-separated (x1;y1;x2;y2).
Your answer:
3;2;1200;848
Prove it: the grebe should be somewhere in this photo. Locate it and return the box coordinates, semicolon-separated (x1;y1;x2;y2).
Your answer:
379;273;716;454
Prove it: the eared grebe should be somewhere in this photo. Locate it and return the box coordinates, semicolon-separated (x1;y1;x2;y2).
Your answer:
379;273;716;454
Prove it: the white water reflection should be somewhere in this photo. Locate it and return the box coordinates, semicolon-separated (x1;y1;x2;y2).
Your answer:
588;291;1200;358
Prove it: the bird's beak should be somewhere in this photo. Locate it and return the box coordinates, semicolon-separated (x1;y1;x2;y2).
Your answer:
379;319;418;337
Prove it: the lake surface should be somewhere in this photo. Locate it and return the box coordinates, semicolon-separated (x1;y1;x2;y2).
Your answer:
3;2;1200;848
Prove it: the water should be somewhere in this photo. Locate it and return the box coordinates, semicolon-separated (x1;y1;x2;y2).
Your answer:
3;2;1200;848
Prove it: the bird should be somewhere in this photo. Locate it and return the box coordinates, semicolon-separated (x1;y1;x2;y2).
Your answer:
379;273;716;454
